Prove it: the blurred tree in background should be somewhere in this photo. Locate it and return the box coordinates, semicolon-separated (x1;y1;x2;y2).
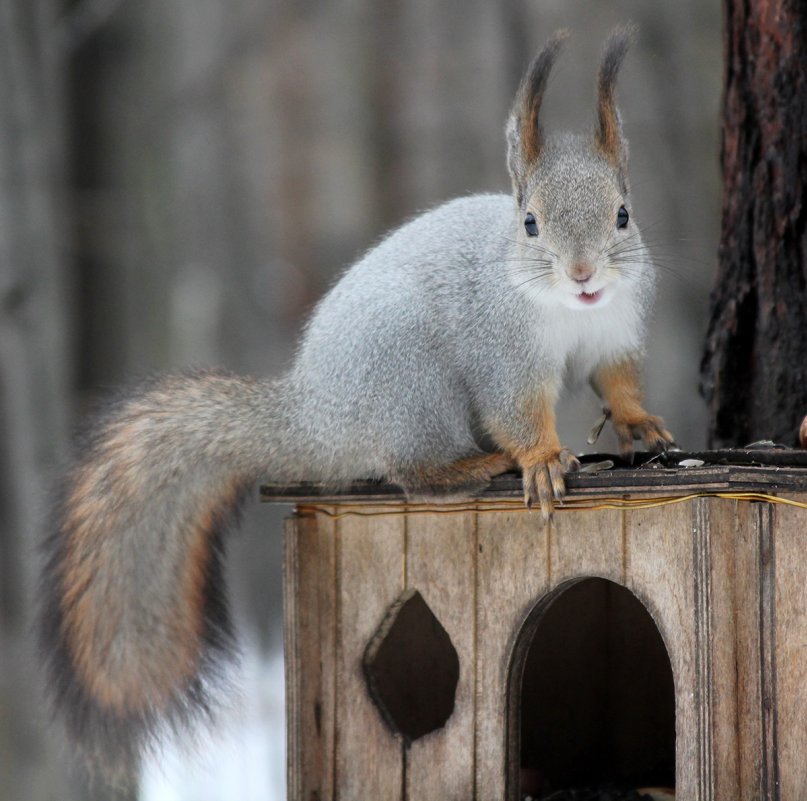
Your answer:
701;0;807;447
0;1;721;798
0;0;80;797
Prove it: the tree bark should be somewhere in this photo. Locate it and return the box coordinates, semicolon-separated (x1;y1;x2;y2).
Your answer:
701;0;807;447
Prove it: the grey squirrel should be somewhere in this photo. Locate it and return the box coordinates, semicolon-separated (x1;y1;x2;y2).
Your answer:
40;26;674;783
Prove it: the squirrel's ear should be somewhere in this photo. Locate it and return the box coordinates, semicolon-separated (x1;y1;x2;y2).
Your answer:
594;24;636;172
506;30;568;206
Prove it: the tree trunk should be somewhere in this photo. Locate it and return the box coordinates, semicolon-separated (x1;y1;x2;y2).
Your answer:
0;0;99;797
701;0;807;447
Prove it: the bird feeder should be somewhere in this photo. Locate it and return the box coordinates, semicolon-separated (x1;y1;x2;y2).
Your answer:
263;450;807;800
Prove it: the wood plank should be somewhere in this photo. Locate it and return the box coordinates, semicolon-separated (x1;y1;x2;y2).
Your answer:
691;498;716;801
623;502;698;799
550;506;624;585
475;510;550;800
773;494;807;800
262;464;807;503
731;499;765;799
755;503;779;799
335;508;405;800
261;465;735;502
284;509;337;801
404;511;476;800
698;498;740;801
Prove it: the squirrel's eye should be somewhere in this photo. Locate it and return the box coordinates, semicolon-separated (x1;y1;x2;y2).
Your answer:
616;205;629;229
524;212;539;237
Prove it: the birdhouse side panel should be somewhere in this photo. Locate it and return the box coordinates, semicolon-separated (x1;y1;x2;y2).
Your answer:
622;502;699;799
405;511;477;800
698;497;741;801
733;500;774;800
475;511;551;799
550;506;624;585
773;495;807;799
284;511;338;801
336;511;406;800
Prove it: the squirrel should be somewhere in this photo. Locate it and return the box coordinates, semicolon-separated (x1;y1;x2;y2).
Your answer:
40;26;674;783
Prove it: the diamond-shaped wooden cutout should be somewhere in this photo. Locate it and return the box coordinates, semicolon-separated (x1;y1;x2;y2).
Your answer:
363;588;459;744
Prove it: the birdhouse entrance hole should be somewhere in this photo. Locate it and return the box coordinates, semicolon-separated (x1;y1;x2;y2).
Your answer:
512;577;676;799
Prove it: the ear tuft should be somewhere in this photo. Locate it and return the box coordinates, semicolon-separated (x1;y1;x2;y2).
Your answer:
506;30;568;205
595;23;636;168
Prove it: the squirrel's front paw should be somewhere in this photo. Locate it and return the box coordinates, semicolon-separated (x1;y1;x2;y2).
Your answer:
520;447;580;521
613;413;676;461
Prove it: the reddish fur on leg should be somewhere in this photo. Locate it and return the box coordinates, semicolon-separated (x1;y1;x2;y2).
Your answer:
399;452;515;496
490;392;580;518
593;360;675;457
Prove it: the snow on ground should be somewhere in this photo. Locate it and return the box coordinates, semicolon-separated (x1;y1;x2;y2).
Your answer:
140;642;285;801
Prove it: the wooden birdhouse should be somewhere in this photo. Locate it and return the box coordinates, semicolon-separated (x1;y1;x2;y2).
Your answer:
263;450;807;801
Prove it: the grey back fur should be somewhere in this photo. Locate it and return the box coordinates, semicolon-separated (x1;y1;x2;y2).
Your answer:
279;25;654;489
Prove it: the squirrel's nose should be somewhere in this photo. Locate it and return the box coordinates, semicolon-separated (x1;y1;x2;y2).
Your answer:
569;262;595;283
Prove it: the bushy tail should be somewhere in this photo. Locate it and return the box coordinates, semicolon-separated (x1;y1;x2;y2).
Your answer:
39;369;295;784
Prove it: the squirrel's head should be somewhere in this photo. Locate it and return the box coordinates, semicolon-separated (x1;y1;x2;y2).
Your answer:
506;26;647;312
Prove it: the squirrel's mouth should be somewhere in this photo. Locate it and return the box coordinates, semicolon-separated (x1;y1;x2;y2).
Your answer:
577;289;603;305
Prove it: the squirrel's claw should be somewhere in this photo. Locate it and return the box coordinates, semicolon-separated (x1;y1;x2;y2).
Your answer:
613;415;675;461
521;448;580;520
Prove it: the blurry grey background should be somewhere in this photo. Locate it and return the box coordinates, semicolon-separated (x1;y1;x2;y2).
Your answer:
0;0;721;799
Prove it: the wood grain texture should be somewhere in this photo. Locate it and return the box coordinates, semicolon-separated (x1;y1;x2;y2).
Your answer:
261;463;807;503
335;508;405;799
756;503;780;799
404;511;476;800
280;491;807;800
475;511;550;800
733;499;767;799
623;502;697;799
284;510;337;801
698;498;740;800
692;498;716;800
550;506;624;585
773;495;807;800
